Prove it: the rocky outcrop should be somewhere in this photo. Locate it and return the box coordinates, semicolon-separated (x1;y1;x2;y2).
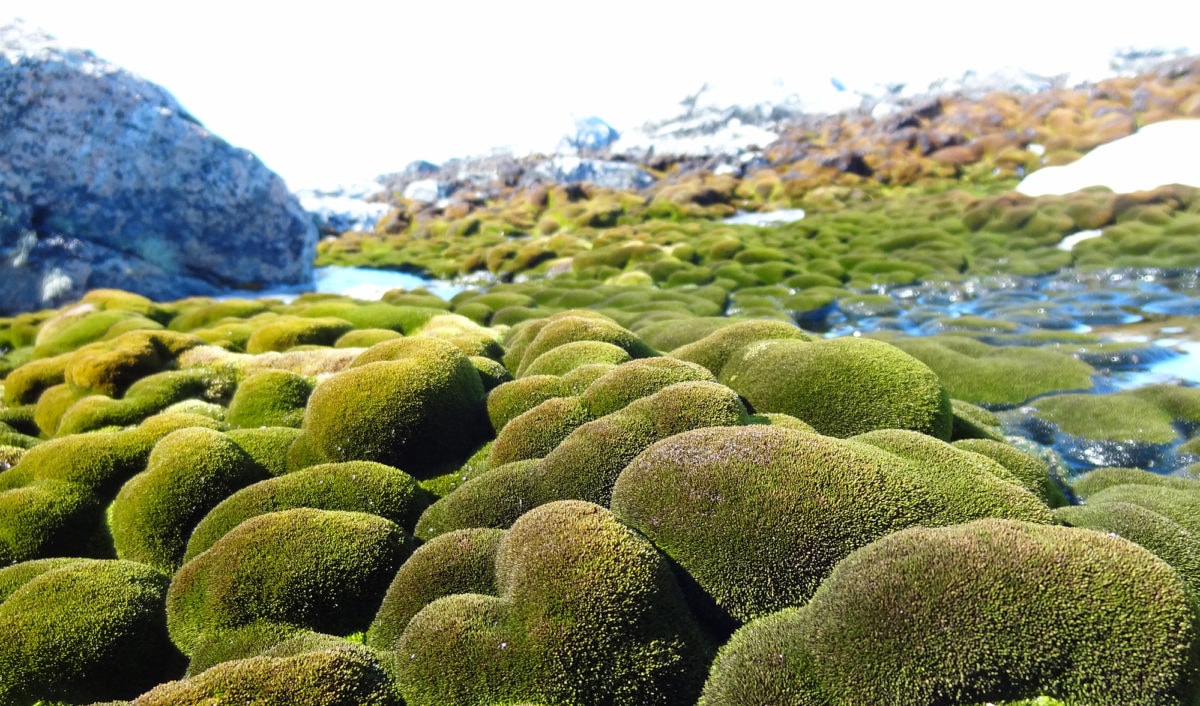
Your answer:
0;21;316;315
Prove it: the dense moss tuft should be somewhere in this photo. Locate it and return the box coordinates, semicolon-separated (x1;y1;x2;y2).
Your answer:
0;559;182;706
367;527;506;651
131;641;402;706
395;500;712;706
167;508;412;655
700;520;1200;706
612;425;1050;627
226;369;315;429
297;336;490;477
110;427;270;572
184;460;431;560
719;337;953;439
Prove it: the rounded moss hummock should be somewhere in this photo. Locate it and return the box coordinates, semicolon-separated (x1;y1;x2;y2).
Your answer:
889;335;1095;406
110;427;269;572
577;356;715;417
167;508;412;656
718;336;953;439
394;500;712;706
611;425;1051;628
130;642;402;706
670;318;811;376
183;460;431;561
485;375;568;433
367;527;506;651
296;337;490;477
488;396;593;468
699;520;1200;706
226;369;315;429
0;559;182;706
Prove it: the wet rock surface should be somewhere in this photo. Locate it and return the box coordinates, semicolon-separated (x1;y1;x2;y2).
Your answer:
0;21;316;315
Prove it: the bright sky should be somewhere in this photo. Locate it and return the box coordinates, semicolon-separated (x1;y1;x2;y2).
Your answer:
5;1;1197;189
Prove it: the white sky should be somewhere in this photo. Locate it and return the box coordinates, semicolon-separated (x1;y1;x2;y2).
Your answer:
5;1;1198;189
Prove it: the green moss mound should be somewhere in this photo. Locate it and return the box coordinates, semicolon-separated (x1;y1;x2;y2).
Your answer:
485;375;568;433
421;381;749;538
245;315;356;354
488;395;593;467
506;313;657;376
131;641;401;706
670;319;811;376
611;425;1051;627
954;437;1069;507
1079;483;1200;535
394;501;712;706
226;369;315;429
889;335;1095;406
1056;499;1200;595
63;329;202;397
2;351;70;405
367;527;505;651
577;356;715;417
1032;384;1200;443
719;336;953;439
184;620;305;676
700;520;1200;706
184;460;431;561
110;427;269;572
226;426;304;477
1071;467;1200;499
951;398;1006;440
0;559;181;706
167;508;412;655
297;337;489;476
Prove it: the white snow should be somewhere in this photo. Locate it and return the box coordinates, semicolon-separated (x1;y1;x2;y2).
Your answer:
1056;229;1103;251
1017;119;1200;196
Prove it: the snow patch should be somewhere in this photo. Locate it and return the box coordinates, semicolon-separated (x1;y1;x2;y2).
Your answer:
1017;119;1200;196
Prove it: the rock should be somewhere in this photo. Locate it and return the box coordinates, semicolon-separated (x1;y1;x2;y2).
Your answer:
0;21;316;315
526;156;656;191
402;178;445;203
294;182;389;235
567;116;621;152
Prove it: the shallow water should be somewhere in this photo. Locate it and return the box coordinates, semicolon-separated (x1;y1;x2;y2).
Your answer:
231;263;1200;474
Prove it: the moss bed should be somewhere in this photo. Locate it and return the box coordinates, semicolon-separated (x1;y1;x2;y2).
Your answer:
3;59;1200;704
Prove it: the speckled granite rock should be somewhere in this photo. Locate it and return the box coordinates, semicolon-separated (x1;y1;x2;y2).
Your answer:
0;21;316;314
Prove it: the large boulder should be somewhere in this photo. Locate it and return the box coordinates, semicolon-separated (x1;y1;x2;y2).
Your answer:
0;21;316;315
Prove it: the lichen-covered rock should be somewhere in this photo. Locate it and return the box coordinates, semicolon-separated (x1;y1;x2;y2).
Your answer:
611;425;1051;627
0;559;181;705
699;520;1200;706
167;508;411;655
719;336;953;439
184;460;430;561
395;501;712;706
296;336;490;477
0;21;316;315
110;427;269;572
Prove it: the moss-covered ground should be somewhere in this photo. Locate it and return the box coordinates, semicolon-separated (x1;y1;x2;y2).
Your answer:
2;59;1200;705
